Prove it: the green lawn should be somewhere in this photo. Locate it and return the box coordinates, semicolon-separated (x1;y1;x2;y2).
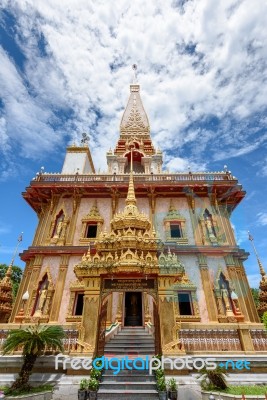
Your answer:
0;384;53;396
214;385;267;395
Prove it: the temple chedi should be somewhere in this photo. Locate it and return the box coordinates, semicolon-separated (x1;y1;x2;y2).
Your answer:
0;265;13;323
5;70;267;356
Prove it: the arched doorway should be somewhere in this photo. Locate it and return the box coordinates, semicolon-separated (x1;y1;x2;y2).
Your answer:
96;278;161;356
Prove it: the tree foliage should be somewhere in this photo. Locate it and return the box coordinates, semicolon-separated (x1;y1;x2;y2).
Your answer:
3;325;65;392
251;288;259;307
197;365;228;391
263;312;267;331
0;264;23;298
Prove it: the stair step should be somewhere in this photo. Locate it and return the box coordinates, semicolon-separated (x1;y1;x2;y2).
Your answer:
105;342;155;349
103;375;155;382
98;326;157;399
97;389;159;400
104;349;154;354
100;382;156;390
103;369;150;376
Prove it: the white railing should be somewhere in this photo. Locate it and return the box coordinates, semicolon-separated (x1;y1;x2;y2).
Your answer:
32;172;234;184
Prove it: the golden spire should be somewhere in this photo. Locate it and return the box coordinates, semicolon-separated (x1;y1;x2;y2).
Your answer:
0;233;23;322
125;149;137;206
120;66;150;136
248;232;266;277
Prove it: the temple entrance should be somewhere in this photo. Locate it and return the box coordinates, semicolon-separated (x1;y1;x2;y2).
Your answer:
124;292;143;326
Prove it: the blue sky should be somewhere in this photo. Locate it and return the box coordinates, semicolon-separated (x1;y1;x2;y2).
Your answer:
0;0;266;288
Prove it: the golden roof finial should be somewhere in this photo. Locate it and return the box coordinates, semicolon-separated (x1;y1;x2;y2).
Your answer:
248;232;266;277
125;148;137;206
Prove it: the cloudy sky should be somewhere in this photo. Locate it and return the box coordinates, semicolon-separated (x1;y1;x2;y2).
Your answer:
0;0;266;287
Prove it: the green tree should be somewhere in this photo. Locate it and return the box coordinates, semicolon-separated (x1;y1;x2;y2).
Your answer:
251;288;259;308
263;312;267;331
2;325;65;392
0;264;23;298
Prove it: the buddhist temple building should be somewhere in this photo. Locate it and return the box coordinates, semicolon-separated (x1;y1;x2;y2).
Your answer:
3;75;267;356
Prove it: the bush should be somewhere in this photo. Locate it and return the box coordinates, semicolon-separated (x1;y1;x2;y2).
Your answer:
88;378;99;392
157;376;167;392
90;368;102;380
167;378;177;391
79;378;88;390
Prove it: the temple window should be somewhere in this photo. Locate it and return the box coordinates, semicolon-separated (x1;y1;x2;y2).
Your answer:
80;202;104;242
164;200;188;244
73;293;84;316
86;224;97;238
178;292;193;315
170;223;182;238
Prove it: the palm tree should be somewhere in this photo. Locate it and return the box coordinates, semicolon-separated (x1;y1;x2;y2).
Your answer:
197;365;228;391
2;324;65;391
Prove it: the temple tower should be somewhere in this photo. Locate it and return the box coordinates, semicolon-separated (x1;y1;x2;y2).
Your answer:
6;70;266;357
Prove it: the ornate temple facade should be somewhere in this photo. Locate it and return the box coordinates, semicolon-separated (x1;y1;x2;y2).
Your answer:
4;80;267;355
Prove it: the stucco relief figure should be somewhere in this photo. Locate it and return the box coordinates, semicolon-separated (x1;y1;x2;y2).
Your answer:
206;218;214;236
34;287;48;316
55;220;63;237
203;210;217;242
231;291;241;315
52;213;69;243
221;284;231;312
53;213;64;238
130;294;138;316
216;296;224;315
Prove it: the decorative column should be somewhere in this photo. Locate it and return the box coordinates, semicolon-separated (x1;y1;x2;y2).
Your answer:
158;277;185;355
238;328;255;353
12;255;43;321
9;258;34;322
141;156;151;173
198;255;218;322
49;255;70;322
117;157;127;174
234;257;260;323
116;293;123;324
33;203;49;245
79;276;101;355
106;293;113;327
66;194;81;245
224;255;248;321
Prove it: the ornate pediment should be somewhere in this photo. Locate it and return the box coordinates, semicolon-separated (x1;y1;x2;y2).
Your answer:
158;250;185;274
82;202;104;222
164;200;185;222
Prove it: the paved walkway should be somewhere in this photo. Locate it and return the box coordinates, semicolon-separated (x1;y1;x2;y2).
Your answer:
178;385;202;400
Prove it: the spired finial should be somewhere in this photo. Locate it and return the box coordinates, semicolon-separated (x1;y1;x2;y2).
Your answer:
125;149;137;206
10;232;23;266
248;231;266;277
132;64;138;83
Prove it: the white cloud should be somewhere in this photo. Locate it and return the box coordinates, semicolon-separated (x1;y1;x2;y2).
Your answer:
0;0;267;174
257;212;267;226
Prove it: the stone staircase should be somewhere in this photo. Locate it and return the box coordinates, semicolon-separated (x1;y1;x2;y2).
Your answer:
97;327;159;399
